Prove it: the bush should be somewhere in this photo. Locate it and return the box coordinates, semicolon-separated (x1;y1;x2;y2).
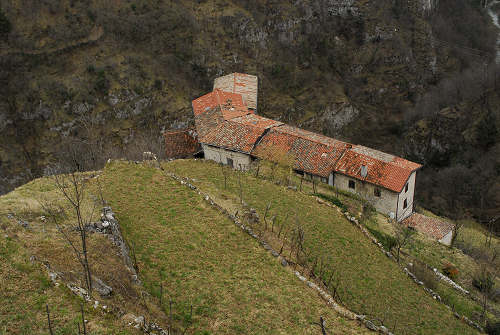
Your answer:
94;70;109;94
0;8;11;37
485;320;500;335
472;268;495;294
442;263;459;281
315;193;347;211
366;226;397;252
409;262;438;290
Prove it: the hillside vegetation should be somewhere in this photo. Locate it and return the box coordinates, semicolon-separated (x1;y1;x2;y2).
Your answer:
0;162;370;334
163;159;478;334
0;174;145;335
1;0;499;225
101;160;374;334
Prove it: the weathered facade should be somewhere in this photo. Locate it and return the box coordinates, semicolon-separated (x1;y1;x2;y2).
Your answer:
190;73;422;221
202;144;253;170
213;73;258;110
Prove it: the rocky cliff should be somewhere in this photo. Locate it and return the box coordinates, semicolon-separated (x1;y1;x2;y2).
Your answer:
0;0;498;218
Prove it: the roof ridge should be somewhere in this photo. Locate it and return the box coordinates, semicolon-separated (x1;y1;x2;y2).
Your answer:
273;125;349;149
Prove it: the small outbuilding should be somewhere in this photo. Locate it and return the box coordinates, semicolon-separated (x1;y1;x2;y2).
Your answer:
402;213;455;246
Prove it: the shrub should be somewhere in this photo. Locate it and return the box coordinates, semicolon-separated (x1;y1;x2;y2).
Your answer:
485;320;500;335
94;70;109;94
492;288;500;303
409;262;438;290
315;193;347;211
472;268;495;294
442;263;459;281
0;8;11;37
366;226;397;252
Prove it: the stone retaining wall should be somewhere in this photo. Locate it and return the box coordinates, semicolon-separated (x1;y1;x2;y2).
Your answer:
168;172;396;334
314;196;484;333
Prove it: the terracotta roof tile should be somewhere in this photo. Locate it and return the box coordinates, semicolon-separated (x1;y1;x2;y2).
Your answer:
199;121;266;154
164;129;201;158
192;89;250;119
231;113;283;129
192;83;422;192
214;73;258;110
334;145;422;192
252;125;350;177
403;213;454;240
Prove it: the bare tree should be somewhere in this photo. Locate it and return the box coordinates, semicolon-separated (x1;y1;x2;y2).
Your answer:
42;166;97;295
450;220;465;249
46;304;54;335
393;223;415;263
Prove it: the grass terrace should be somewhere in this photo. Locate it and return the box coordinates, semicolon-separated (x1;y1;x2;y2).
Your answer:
0;176;140;335
163;159;477;334
100;161;368;334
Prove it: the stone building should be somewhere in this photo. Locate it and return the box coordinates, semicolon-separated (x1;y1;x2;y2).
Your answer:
189;73;422;221
402;213;454;245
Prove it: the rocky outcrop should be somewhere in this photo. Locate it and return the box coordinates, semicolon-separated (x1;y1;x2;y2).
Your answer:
320;102;359;134
101;207;140;283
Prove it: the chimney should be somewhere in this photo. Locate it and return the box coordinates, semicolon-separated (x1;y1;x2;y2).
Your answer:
360;165;368;178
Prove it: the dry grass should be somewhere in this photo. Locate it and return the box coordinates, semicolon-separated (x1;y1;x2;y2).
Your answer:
100;160;369;334
164;158;478;334
0;172;151;335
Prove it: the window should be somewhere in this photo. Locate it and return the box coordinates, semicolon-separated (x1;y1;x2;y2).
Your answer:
405;183;409;193
374;188;381;197
348;180;355;189
226;158;234;168
403;199;408;209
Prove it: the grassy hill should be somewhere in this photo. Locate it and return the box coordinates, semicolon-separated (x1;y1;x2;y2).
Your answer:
0;175;143;335
162;159;480;334
1;158;493;334
0;162;369;334
99;161;368;334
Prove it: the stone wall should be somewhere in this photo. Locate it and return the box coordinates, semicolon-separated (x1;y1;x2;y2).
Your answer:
202;144;252;170
332;172;399;217
330;170;417;221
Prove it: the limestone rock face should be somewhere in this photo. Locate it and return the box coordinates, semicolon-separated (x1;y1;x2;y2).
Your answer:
320;103;360;135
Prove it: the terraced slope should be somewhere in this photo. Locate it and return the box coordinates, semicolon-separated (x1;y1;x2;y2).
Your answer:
0;177;141;335
100;161;369;334
164;159;477;335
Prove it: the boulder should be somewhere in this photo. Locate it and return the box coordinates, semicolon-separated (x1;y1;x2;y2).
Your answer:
92;276;113;297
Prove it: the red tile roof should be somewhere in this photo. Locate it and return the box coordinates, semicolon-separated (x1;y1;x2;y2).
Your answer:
192;84;422;192
403;213;454;240
192;89;250;119
213;73;258;110
231;113;283;129
199;120;266;154
334;146;421;192
252;125;351;177
164;129;201;159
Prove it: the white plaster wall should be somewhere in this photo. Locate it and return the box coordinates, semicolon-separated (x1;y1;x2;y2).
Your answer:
333;173;398;217
439;231;453;246
202;144;252;170
397;171;416;221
